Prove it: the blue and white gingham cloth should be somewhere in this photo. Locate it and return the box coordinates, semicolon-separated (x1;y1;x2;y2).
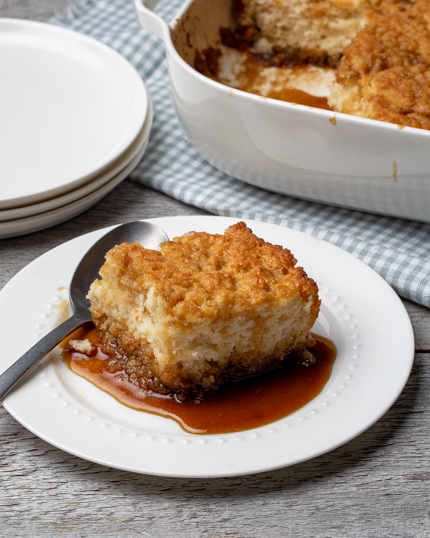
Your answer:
52;0;430;308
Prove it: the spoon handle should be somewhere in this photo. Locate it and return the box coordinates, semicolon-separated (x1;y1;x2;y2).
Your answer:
0;314;90;403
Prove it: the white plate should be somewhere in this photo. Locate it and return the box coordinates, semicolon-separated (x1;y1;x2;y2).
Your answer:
0;95;153;222
0;216;414;477
0;19;148;209
0;132;150;239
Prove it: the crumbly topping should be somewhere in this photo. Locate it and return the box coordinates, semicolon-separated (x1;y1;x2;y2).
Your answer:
94;222;319;325
68;339;94;354
335;0;430;129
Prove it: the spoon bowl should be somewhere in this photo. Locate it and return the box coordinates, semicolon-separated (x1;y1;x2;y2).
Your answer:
0;221;169;402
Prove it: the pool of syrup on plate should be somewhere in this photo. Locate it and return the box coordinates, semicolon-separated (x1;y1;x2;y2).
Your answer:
60;327;336;435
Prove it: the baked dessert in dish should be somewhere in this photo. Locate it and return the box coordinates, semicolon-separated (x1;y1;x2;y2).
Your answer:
229;0;430;129
237;0;373;67
84;222;320;400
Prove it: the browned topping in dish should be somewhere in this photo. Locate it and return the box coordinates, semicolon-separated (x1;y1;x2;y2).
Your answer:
330;0;430;129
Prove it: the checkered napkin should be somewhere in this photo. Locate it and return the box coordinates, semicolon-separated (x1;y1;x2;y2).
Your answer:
52;0;430;309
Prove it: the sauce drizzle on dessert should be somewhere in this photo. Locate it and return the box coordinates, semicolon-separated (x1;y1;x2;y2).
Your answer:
60;326;336;435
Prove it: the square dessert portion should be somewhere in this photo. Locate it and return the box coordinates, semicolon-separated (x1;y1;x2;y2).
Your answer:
87;222;320;399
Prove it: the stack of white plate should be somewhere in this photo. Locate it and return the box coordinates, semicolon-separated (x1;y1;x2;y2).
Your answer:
0;19;152;239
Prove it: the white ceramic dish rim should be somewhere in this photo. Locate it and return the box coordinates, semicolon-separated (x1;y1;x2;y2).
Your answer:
0;95;153;222
136;0;430;141
0;216;414;477
0;134;149;239
0;18;148;209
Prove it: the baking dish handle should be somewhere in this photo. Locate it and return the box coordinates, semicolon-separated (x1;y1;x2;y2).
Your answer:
135;0;170;41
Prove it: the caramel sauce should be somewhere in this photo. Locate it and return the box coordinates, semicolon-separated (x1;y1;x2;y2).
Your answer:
263;88;331;110
60;327;336;435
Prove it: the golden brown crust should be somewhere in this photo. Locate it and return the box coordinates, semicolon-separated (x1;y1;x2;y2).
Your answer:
332;0;430;129
95;221;318;324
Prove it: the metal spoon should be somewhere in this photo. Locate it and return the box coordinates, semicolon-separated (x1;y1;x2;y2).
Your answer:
0;221;169;402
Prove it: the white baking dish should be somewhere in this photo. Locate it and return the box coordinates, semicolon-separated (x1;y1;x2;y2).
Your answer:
135;0;430;222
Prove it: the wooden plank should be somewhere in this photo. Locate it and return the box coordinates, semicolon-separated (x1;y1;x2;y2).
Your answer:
403;299;430;350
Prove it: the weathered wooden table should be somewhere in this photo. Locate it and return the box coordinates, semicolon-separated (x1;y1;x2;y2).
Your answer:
1;2;429;536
